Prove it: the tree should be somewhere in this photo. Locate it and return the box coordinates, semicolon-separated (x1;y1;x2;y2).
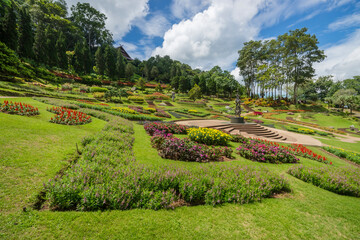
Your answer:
116;48;125;79
18;5;34;59
74;40;87;73
171;76;179;91
278;28;326;104
150;66;159;81
33;21;47;63
125;62;135;81
2;2;17;51
136;77;146;91
179;76;188;93
45;25;57;66
104;45;116;79
343;76;360;95
198;74;207;95
95;46;105;76
55;31;67;69
70;2;113;50
315;75;334;101
332;89;357;112
188;84;201;100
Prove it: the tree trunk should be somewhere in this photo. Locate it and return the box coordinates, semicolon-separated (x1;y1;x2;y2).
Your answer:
293;83;298;104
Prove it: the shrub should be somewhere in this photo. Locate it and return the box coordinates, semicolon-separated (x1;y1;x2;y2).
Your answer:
111;107;138;115
48;107;92;125
90;87;108;93
188;109;198;113
151;135;233;162
323;146;360;164
288;165;360;197
93;92;105;99
188;128;231;146
128;96;144;103
144;122;188;135
145;92;170;100
237;140;299;164
0;100;39;116
144;107;156;113
61;83;73;91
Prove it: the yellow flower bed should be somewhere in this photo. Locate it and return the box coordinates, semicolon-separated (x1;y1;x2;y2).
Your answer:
297;128;315;134
111;107;138;115
188;127;231;146
144;107;156;113
188;109;198;113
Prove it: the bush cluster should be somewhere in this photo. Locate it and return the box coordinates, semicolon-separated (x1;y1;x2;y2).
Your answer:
145;92;170;100
237;139;299;164
111;107;138;115
128;96;145;103
151;135;233;162
144;122;188;135
188;127;231;146
288;165;360;197
0;100;39;116
90;87;108;93
44;113;289;211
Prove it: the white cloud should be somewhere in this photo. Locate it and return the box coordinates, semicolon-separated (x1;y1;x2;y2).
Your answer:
314;29;360;79
154;0;262;70
135;13;171;37
171;0;211;19
328;13;360;31
65;0;149;40
230;67;243;83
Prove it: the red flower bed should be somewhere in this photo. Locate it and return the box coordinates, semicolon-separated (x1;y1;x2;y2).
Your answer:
144;83;168;88
251;138;330;164
253;111;263;116
117;81;135;86
51;71;82;81
0;101;39;116
48;106;91;125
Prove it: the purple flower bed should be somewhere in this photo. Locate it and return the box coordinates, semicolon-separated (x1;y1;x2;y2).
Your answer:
288;165;360;197
237;140;299;164
129;105;151;114
250;119;264;124
151;135;233;162
155;109;171;118
144;122;188;135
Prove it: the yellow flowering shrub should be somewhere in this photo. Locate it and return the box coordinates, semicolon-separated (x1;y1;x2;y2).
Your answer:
188;127;231;146
111;107;138;115
188;109;198;113
144;107;156;113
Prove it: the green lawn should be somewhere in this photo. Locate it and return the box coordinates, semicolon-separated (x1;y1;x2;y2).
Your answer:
1;97;360;239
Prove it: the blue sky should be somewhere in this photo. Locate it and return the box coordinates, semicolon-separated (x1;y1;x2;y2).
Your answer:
65;0;360;80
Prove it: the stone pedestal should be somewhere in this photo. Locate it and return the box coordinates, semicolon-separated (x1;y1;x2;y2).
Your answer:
230;117;245;123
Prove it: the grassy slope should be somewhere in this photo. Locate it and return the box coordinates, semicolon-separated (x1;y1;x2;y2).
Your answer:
1;98;360;239
0;98;107;213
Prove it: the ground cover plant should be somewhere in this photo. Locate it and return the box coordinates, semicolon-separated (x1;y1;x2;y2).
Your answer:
0;100;39;116
288;165;360;197
144;122;188;135
44;112;289;211
323;146;360;164
47;106;92;125
236;140;299;164
151;134;233;162
188;127;231;146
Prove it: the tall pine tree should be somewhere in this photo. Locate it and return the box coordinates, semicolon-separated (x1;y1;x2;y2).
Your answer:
18;6;33;59
45;25;57;66
116;48;125;79
95;46;105;76
104;45;116;79
55;31;67;69
2;2;18;51
33;21;47;63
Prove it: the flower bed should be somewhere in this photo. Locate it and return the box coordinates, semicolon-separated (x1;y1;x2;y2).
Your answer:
44;112;289;211
323;146;360;164
188;128;231;146
144;122;188;135
111;107;138;115
145;92;170;100
236;140;299;164
1;100;39;116
174;108;210;117
288;165;360;197
151;135;233;162
128;105;151;114
77;99;109;107
128;96;145;103
48;106;92;125
286;127;315;135
155;109;171;118
144;107;156;113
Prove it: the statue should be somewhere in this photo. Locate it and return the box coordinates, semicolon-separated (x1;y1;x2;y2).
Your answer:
171;91;175;102
230;92;244;123
235;93;242;117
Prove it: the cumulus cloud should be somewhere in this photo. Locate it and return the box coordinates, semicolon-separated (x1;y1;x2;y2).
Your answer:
328;13;360;31
314;29;360;79
135;13;171;37
65;0;149;39
230;67;242;83
171;0;211;19
154;0;262;70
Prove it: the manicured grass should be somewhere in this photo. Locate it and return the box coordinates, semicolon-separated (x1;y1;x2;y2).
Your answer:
0;98;107;213
1;97;360;239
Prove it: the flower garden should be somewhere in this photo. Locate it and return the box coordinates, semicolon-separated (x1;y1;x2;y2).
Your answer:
48;106;92;125
0;100;39;116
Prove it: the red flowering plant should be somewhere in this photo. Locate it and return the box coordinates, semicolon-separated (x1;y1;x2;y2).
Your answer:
0;100;39;116
47;106;92;125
